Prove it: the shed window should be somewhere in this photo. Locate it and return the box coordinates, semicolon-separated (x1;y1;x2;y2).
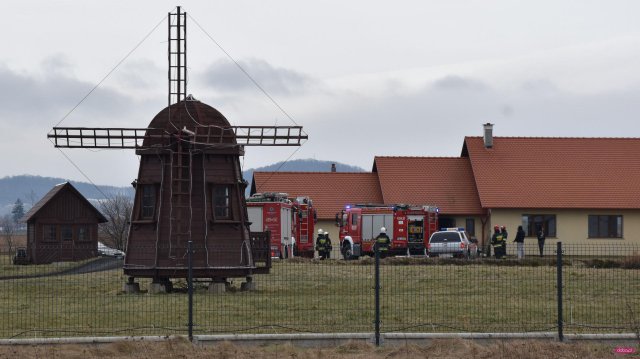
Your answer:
213;185;232;220
61;226;73;241
77;226;90;241
43;225;57;242
588;215;623;238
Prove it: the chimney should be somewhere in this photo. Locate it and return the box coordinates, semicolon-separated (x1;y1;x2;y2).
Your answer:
331;163;337;172
483;123;494;148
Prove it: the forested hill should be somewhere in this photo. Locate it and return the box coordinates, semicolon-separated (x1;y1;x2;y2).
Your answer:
0;175;133;215
242;159;366;195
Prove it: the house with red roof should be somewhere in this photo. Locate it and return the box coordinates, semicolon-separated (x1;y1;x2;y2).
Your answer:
251;124;640;256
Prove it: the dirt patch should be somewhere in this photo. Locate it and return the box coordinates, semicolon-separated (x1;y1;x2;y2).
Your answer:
0;338;629;359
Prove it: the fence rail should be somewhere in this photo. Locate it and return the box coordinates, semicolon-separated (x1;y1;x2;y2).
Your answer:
0;242;638;341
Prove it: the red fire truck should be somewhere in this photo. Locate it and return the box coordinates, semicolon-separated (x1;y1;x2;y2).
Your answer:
247;193;317;258
291;195;317;258
335;204;438;259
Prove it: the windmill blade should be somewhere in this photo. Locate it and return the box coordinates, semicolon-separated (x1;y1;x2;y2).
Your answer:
48;126;307;148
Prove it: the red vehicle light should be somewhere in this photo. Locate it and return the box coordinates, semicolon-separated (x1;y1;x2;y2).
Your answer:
460;242;466;249
427;243;431;250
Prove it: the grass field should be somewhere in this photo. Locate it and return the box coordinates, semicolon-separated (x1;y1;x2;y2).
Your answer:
0;257;638;339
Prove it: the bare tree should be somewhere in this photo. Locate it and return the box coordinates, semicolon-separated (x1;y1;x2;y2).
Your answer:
0;214;16;255
98;194;133;251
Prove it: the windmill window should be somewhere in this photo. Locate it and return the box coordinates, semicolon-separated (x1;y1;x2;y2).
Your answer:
213;185;232;220
140;184;157;220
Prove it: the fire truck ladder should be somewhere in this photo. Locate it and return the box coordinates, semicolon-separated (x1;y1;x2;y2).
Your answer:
169;135;192;255
168;6;187;106
298;209;309;244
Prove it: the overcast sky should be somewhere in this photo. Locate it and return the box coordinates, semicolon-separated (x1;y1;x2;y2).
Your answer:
2;1;640;187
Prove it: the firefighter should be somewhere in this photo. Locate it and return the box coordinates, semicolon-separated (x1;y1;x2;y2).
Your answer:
374;227;391;259
491;225;506;259
315;229;332;260
500;225;508;257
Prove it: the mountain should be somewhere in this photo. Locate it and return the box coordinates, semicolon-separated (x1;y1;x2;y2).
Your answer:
242;158;366;195
0;175;133;215
1;159;364;215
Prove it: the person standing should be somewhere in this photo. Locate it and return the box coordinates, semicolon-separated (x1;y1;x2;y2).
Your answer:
501;226;508;257
315;229;331;260
374;227;391;259
514;225;525;259
537;226;546;257
491;225;505;259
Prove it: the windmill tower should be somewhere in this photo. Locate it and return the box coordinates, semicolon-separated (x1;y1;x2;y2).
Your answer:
48;7;306;291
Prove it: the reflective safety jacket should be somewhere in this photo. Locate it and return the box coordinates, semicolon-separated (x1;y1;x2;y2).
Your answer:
375;233;391;251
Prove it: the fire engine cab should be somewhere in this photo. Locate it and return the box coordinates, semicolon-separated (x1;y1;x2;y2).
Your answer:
335;204;438;259
247;193;317;259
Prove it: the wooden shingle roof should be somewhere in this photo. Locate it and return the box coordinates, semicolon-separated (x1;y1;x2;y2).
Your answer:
21;182;108;223
463;136;640;209
251;172;383;219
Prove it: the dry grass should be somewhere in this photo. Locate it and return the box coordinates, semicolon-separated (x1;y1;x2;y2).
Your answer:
0;338;623;359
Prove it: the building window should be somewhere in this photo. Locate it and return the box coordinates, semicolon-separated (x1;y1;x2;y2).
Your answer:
61;226;73;241
522;214;556;237
465;218;475;236
77;226;90;241
140;185;156;219
43;225;57;241
588;215;623;238
213;185;232;219
28;223;35;243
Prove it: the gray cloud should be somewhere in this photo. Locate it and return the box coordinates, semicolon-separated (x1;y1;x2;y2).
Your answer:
0;64;134;127
432;75;487;92
200;58;313;95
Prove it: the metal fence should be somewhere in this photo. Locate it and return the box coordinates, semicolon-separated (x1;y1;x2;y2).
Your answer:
0;242;638;341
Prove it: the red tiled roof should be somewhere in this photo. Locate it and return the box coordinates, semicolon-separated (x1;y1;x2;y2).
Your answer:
373;156;483;215
251;172;383;219
464;137;640;209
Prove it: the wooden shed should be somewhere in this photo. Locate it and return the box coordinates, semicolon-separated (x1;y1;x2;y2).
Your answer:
21;182;107;264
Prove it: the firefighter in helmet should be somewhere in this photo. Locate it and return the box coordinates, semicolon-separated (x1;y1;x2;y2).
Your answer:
374;227;391;258
491;225;506;259
315;229;332;260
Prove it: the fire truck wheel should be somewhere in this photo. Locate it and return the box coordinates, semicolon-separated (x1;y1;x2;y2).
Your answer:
342;242;354;260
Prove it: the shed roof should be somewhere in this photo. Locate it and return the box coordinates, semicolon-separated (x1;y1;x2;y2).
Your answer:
251;172;383;219
21;182;108;223
373;156;483;215
463;136;640;209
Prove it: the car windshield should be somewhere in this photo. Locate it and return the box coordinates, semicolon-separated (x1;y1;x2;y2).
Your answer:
430;232;461;243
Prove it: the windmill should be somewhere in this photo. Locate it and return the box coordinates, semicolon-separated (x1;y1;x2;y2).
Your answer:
48;7;307;292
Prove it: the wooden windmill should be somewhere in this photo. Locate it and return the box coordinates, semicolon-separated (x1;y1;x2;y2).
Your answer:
48;7;306;291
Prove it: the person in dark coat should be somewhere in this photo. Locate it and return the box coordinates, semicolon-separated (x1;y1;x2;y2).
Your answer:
537;226;546;257
374;227;391;258
500;226;508;257
491;225;506;259
315;229;332;260
514;225;526;259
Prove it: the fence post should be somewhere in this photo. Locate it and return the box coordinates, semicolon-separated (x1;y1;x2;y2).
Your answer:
374;245;381;346
556;241;564;342
188;240;194;342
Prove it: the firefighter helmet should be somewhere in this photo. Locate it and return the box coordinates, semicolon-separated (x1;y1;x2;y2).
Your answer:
380;227;387;234
500;225;506;230
494;225;500;231
318;229;324;235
